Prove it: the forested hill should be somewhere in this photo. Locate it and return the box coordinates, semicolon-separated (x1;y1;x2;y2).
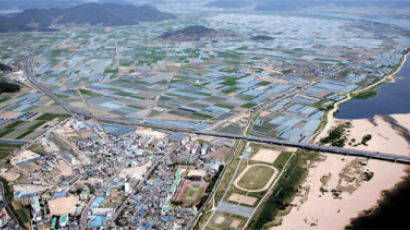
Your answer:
0;3;176;33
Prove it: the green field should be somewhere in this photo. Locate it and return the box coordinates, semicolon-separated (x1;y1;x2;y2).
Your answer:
237;165;275;190
15;121;46;139
0;120;24;138
241;103;257;109
35;113;70;121
352;89;377;100
249;150;320;229
79;89;100;97
273;152;293;170
0;143;22;159
179;183;206;206
222;87;240;94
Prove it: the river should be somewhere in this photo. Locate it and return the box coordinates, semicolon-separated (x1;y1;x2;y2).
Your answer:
336;55;410;228
347;172;410;229
336;55;410;119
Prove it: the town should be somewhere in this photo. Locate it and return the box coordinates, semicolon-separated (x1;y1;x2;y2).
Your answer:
0;9;409;230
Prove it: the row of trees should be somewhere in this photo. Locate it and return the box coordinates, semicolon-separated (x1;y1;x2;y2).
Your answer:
0;80;20;94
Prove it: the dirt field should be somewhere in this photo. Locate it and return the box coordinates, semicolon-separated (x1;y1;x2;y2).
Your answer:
153;112;192;121
120;163;150;180
1;171;20;182
48;196;80;216
42;141;59;153
55;160;73;177
215;216;225;225
0;111;21;119
251;148;281;164
209;146;232;162
231;219;241;228
228;193;258;206
209;212;246;230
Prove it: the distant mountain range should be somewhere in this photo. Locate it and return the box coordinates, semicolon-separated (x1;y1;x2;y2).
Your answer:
205;0;410;10
0;0;160;11
205;0;251;9
0;0;85;11
0;3;175;33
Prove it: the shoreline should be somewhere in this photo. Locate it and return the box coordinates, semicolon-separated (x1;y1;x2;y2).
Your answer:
277;51;410;229
277;114;409;230
343;114;410;228
313;51;409;143
347;169;410;229
315;51;410;224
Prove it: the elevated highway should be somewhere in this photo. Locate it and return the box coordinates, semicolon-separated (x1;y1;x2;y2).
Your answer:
193;132;410;164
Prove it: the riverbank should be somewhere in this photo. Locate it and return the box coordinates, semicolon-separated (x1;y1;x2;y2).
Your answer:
313;52;409;143
347;169;410;229
277;114;409;229
277;52;410;229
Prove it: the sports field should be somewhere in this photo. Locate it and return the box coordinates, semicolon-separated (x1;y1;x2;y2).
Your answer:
177;181;207;206
235;164;277;192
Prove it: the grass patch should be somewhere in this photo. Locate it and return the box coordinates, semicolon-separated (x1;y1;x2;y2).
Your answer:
352;89;377;100
214;104;234;110
222;87;240;94
104;68;119;74
0;143;23;158
35;113;70;121
16;208;29;223
192;112;213;119
221;77;238;86
273;152;293;170
241;103;257;109
214;141;245;204
0;120;24;138
249;150;319;229
79;89;100;97
118;79;131;83
0;178;30;228
258;81;271;86
16;121;46;139
178;183;206;206
237;165;275;190
0;147;18;158
0;96;11;103
281;69;293;74
220;67;237;73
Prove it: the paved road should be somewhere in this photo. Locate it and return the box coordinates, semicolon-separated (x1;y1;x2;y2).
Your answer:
194;132;410;164
24;47;410;168
79;117;410;164
23;47;92;117
80;195;96;230
0;182;19;229
105;160;160;229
